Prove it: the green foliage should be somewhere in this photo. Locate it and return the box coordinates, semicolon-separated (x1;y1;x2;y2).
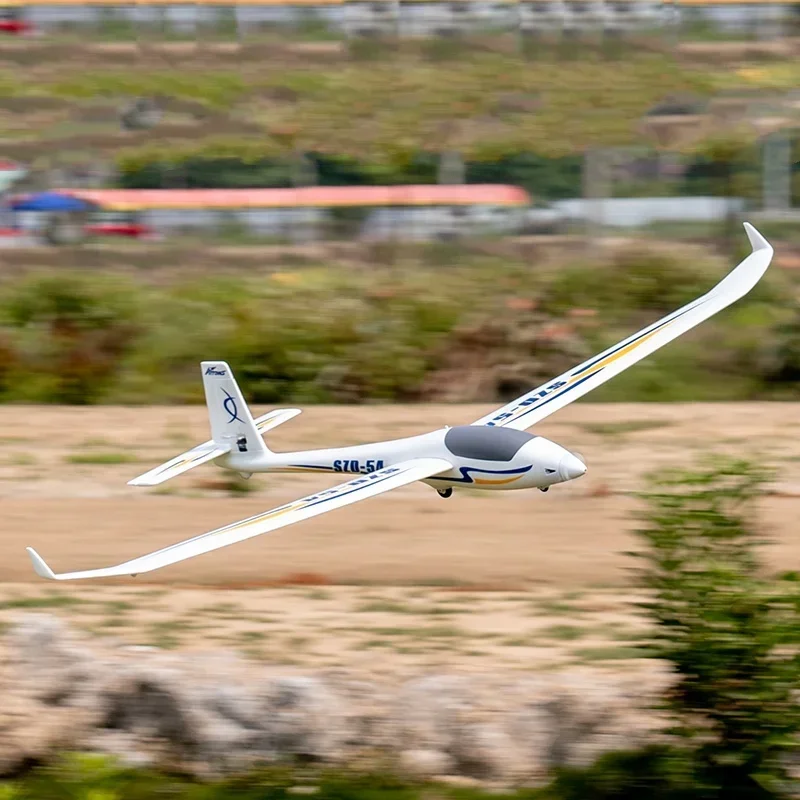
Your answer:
541;244;723;318
0;272;141;403
0;51;727;161
0;246;795;405
634;458;800;798
540;746;695;800
48;71;248;110
117;150;584;201
0;752;696;800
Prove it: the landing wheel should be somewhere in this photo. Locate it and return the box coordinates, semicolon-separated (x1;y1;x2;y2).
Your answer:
539;487;549;493
438;487;453;498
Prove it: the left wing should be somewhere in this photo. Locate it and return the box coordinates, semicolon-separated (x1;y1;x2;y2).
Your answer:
26;457;451;581
472;221;773;431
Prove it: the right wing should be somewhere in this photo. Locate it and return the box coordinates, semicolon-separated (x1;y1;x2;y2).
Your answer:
27;457;452;581
471;222;773;431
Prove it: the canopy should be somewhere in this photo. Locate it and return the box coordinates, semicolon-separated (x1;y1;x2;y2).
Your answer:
10;192;94;212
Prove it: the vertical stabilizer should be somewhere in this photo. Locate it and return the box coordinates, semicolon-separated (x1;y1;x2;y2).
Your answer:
201;361;269;455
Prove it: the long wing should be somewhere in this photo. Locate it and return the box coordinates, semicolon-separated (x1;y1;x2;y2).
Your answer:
27;457;452;581
472;222;773;431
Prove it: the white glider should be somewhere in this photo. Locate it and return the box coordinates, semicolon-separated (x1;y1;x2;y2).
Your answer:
27;222;773;581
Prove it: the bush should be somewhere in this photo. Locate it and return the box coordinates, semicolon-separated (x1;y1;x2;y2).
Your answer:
0;246;794;405
633;458;800;799
0;271;141;403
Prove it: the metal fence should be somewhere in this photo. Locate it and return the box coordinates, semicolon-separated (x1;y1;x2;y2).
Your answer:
2;0;797;41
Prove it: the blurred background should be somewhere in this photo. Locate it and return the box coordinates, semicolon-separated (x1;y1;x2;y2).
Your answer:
1;3;800;798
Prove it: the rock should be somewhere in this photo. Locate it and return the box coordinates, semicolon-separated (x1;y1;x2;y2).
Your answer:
0;616;668;785
399;749;455;779
451;722;522;782
6;614;104;710
95;656;263;775
262;675;350;762
0;615;104;774
393;675;474;754
507;670;664;775
435;774;484;788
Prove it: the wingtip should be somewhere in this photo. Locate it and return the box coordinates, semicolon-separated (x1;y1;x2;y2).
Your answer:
26;547;56;580
743;222;772;253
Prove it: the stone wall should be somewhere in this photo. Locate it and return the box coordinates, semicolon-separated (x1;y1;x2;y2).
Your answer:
0;614;669;786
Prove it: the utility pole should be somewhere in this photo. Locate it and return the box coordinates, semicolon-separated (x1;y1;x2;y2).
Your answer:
762;130;792;214
582;147;612;247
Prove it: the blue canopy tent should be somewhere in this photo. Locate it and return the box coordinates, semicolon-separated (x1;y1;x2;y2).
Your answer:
10;192;95;213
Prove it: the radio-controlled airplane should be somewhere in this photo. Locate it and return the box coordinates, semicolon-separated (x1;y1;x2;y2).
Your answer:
27;222;773;581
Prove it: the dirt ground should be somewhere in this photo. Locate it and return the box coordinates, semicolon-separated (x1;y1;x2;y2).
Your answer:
0;402;798;678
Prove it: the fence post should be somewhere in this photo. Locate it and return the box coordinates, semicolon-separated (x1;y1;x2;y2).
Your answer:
762;130;792;214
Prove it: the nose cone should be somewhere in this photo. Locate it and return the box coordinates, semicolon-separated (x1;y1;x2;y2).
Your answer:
559;452;587;482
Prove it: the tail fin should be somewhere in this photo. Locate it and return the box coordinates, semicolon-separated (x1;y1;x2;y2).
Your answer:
202;361;269;455
129;362;302;487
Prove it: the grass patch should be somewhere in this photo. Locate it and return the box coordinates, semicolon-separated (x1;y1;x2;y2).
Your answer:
532;599;584;617
354;600;416;614
100;614;130;629
196;602;242;617
6;452;36;466
239;630;268;643
354;638;390;650
579;419;672;437
0;593;88;610
145;619;197;650
303;588;332;601
420;606;457;617
540;624;588;641
502;637;531;647
79;437;114;448
572;645;651;662
102;600;134;614
363;624;466;640
66;451;136;465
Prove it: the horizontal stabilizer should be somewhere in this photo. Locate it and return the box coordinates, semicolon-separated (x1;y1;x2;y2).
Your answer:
128;441;229;487
254;408;302;436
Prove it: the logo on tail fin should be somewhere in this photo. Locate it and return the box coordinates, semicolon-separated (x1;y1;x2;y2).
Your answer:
205;365;227;376
222;389;244;424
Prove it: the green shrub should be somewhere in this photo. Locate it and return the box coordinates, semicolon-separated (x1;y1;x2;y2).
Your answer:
634;458;800;799
0;272;141;404
0;249;795;405
540;244;725;318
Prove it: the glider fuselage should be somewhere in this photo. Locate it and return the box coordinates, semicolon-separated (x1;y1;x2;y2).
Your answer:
220;425;585;491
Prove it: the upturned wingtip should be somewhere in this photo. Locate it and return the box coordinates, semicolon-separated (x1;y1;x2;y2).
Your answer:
26;547;57;580
743;222;772;253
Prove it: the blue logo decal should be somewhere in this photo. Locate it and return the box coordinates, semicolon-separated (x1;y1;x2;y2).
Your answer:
430;465;532;484
205;366;227;376
222;389;244;424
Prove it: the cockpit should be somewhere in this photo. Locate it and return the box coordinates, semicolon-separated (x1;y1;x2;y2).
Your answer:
443;426;536;462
